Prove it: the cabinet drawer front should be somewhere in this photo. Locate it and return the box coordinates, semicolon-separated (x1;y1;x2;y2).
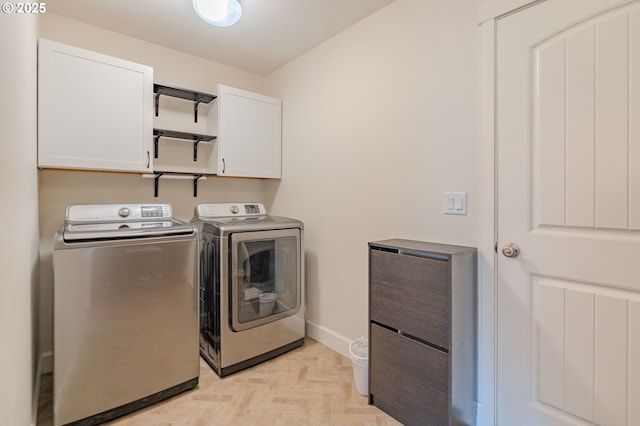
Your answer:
370;249;450;348
370;324;449;425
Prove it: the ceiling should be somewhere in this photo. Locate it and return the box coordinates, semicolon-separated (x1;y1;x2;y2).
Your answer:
45;0;396;76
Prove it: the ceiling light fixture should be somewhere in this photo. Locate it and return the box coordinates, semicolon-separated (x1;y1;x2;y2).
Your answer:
192;0;242;27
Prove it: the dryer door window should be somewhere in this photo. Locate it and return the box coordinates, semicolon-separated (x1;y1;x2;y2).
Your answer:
230;228;301;331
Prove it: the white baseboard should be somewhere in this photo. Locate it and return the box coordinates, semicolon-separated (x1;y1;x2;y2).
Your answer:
305;320;353;359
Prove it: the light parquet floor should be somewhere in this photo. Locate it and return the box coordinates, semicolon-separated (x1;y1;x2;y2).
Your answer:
38;337;401;426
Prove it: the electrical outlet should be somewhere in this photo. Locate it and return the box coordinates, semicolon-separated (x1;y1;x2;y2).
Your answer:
444;192;467;215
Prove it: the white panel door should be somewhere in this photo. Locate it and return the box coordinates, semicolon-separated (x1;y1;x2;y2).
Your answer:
497;1;640;424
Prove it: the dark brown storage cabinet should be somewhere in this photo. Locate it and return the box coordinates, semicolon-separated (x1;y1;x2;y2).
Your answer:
368;239;476;426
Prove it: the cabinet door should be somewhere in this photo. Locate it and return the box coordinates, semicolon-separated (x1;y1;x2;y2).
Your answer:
217;84;281;178
370;249;451;349
38;39;153;172
370;324;450;425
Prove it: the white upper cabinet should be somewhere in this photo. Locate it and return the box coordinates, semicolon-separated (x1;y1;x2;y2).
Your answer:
152;84;282;179
37;39;280;179
38;39;153;172
217;84;282;179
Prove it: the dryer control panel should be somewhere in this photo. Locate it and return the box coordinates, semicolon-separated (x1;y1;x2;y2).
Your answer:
196;203;266;218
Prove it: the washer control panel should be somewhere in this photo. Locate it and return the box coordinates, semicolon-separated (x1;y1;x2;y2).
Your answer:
67;204;173;223
140;205;166;218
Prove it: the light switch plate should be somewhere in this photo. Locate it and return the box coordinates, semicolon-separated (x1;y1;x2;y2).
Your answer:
444;192;467;215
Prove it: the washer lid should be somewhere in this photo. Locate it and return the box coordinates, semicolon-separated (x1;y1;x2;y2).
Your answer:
62;219;194;242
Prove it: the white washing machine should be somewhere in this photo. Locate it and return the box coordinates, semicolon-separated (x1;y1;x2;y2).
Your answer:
191;202;305;376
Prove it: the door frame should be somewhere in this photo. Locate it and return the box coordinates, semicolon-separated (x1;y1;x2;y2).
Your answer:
477;1;541;425
481;1;640;423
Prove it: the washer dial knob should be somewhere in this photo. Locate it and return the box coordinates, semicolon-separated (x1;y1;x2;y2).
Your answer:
118;207;131;218
230;205;240;214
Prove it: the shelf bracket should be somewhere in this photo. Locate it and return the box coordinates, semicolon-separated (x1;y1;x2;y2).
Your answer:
144;173;208;198
153;129;215;163
193;137;201;161
154;134;162;159
193;174;204;197
194;97;203;123
153;173;164;198
153;84;216;121
154;91;161;117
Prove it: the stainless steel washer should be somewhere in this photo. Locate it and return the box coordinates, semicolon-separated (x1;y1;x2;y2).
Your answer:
52;203;199;426
191;203;305;376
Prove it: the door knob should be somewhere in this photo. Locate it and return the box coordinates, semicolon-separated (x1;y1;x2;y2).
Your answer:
502;243;520;258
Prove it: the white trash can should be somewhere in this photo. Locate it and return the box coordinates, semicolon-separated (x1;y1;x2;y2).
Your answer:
349;336;369;396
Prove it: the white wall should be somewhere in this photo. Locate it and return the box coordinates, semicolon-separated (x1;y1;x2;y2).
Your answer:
36;13;271;366
34;2;491;421
0;13;39;426
265;0;482;355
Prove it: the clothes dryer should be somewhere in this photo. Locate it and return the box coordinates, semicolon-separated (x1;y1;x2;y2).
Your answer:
191;203;305;376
